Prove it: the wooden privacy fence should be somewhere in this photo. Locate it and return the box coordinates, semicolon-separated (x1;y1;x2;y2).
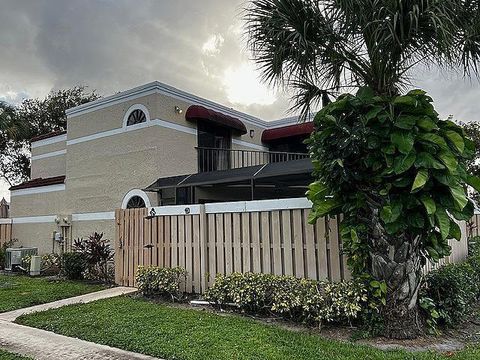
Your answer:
114;198;469;293
115;198;350;292
0;220;12;247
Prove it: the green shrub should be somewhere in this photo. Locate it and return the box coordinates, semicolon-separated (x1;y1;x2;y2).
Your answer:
0;239;17;269
61;252;87;280
73;232;114;283
136;266;186;301
424;261;480;326
205;272;369;327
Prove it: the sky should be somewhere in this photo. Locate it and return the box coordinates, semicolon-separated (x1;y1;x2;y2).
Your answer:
1;0;480;201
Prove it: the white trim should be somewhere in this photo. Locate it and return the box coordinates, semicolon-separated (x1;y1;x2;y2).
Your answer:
72;212;115;221
12;215;57;224
121;189;151;209
10;184;65;197
0;218;12;224
205;197;312;214
31;134;67;149
122;104;151;128
67;118;197;146
149;204;202;216
65;81;271;129
31;149;66;161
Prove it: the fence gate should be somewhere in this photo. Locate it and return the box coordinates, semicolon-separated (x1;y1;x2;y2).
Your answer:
0;221;12;247
114;202;351;292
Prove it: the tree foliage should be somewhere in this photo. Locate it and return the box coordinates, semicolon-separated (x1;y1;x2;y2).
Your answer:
307;88;477;274
245;0;480;119
0;87;100;185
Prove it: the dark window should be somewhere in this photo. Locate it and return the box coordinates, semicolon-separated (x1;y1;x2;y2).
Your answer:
126;196;146;209
197;123;231;171
127;109;147;126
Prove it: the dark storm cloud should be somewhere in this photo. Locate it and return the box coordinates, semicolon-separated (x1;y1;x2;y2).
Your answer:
0;0;478;122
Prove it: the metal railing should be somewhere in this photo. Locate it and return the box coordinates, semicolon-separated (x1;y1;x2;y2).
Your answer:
196;147;309;172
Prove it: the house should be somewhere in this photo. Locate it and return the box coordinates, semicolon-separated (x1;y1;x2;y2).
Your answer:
8;81;315;254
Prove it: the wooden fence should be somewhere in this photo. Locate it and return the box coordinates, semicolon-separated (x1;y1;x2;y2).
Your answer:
114;198;469;293
0;220;12;247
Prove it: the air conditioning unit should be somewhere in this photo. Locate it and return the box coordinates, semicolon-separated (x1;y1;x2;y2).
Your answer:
5;247;38;271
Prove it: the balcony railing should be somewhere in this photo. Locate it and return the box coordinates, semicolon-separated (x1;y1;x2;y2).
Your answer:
196;147;309;172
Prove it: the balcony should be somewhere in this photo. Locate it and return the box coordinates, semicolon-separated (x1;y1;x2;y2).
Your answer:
196;147;309;172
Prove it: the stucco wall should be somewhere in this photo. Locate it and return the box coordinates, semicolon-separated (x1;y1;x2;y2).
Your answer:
30;155;66;179
11;222;59;254
9;190;66;218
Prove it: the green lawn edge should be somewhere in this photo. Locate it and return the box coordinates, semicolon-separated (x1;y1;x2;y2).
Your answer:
0;275;107;313
14;296;480;360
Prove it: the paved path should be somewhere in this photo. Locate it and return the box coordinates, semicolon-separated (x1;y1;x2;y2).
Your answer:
0;286;137;322
0;286;163;359
0;321;160;360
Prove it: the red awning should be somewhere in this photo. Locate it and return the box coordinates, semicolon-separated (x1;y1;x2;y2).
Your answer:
262;122;314;142
10;176;65;191
186;105;247;135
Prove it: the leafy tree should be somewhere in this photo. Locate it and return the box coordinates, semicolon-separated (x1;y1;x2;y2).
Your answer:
0;87;100;185
246;0;480;339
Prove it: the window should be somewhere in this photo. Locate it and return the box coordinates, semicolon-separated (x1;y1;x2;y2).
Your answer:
126;196;146;209
126;109;147;126
121;189;151;209
197;122;232;172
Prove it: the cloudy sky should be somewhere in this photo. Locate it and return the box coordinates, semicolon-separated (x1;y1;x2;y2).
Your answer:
1;0;480;200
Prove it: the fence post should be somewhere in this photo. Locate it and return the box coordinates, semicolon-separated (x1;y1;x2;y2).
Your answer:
199;204;208;293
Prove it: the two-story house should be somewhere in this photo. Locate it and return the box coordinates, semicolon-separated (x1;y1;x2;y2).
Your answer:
9;81;314;254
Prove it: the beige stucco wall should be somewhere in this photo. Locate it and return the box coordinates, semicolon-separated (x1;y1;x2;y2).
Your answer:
9;190;66;218
11;222;59;254
30;155;66;179
66;125;197;213
71;220;115;244
31;139;66;156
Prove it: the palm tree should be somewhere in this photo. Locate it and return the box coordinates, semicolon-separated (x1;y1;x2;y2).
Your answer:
245;0;480;119
245;0;480;338
0;102;23;139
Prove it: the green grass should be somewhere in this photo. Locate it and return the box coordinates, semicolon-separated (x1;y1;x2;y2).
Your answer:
14;296;480;360
0;349;30;360
0;275;106;312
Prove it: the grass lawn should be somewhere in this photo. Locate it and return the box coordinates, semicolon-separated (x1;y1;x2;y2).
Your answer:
0;349;30;360
15;296;480;360
0;275;106;313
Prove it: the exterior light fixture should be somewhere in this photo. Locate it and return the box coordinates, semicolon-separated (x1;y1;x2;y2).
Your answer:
175;106;183;114
249;129;255;138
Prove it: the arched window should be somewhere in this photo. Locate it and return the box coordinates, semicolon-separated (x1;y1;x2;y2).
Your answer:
126;109;147;126
123;104;150;128
121;189;151;209
126;196;146;209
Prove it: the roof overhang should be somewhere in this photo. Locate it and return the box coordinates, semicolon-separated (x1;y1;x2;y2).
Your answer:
186;105;247;135
261;122;314;143
145;158;313;192
9;176;66;191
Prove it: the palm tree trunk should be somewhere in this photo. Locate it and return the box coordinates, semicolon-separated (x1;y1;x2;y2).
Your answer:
370;209;424;339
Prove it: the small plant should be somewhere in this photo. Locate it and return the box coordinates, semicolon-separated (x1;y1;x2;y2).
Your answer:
136;266;187;301
61;252;87;280
74;232;114;283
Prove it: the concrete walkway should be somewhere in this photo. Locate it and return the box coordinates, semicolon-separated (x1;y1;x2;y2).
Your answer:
0;286;137;322
0;286;163;359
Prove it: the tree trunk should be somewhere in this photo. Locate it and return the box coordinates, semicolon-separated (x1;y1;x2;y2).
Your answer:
370;210;424;339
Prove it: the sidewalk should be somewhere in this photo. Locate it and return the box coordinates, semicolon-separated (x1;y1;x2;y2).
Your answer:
0;286;163;360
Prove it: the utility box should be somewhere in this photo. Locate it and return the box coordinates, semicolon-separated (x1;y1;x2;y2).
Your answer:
30;255;41;276
5;247;38;271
